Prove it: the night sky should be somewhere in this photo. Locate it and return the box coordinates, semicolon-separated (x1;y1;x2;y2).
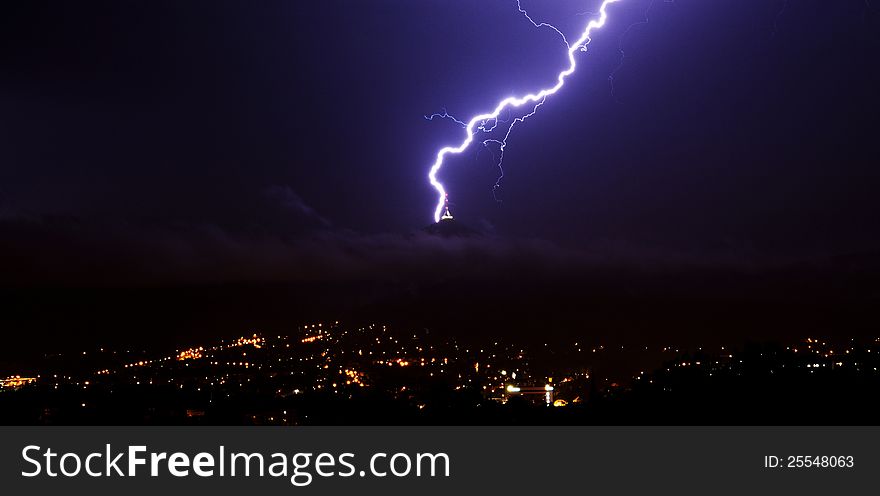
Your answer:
1;1;879;360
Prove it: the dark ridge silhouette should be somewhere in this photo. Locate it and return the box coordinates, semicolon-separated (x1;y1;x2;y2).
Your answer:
421;218;480;238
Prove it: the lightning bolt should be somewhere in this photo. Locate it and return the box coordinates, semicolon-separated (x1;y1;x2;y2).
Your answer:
608;0;672;103
516;0;571;47
424;108;467;128
426;0;623;223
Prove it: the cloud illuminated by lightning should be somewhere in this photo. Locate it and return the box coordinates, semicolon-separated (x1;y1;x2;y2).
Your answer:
426;0;623;223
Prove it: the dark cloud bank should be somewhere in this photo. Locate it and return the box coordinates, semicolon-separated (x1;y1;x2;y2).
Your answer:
1;207;879;375
3;206;873;288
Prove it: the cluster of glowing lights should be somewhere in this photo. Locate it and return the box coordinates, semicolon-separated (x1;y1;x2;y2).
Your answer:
503;382;556;405
113;334;263;373
426;0;623;222
233;334;264;349
343;369;366;387
6;322;541;403
177;347;204;361
374;356;450;369
0;376;37;389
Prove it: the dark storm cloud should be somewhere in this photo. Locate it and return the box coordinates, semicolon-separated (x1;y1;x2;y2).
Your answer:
264;185;332;228
0;203;784;288
0;209;560;286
